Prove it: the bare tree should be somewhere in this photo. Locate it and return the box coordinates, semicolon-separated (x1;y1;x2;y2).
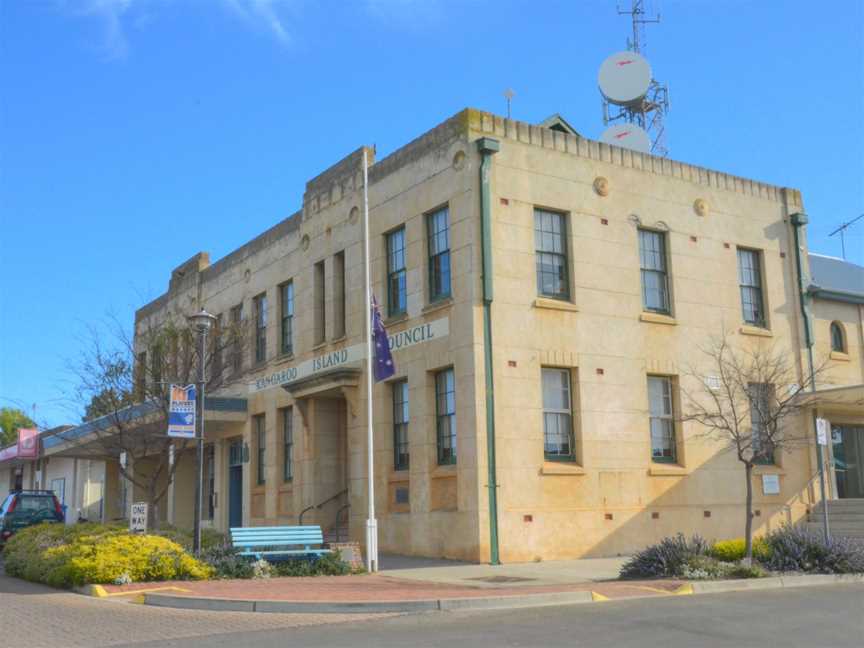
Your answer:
66;311;247;528
681;331;829;563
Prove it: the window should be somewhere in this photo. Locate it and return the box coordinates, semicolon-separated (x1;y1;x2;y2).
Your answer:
648;376;676;463
230;304;243;375
334;251;346;338
211;314;223;382
639;229;670;314
830;322;846;353
254;414;266;485
427;207;451;302
737;248;766;327
282;407;293;482
314;261;326;343
280;281;294;355
749;383;775;464
387;228;407;316
534;208;570;299
435;368;456;465
254;293;267;364
135;351;146;399
393;380;409;470
542;368;575;460
204;445;215;520
151;344;163;388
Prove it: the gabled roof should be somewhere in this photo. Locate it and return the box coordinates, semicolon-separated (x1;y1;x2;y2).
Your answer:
808;253;864;304
538;113;580;137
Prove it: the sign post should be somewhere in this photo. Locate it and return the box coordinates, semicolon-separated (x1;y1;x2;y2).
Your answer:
130;502;148;533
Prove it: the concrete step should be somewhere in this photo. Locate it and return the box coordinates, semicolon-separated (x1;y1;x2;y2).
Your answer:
803;523;864;539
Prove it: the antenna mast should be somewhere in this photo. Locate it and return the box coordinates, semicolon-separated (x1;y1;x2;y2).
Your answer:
829;213;863;260
601;1;670;157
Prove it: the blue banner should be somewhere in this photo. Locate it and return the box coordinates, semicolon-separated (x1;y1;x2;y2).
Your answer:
167;384;196;439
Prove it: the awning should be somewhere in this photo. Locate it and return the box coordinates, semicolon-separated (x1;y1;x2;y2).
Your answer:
796;384;864;417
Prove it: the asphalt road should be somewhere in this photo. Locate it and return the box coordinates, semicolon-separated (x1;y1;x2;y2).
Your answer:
2;568;862;648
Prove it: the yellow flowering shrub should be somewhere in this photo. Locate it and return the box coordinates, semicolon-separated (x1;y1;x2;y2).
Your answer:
711;538;772;563
4;523;213;588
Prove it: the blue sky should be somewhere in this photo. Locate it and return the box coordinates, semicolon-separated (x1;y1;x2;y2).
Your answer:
1;0;862;428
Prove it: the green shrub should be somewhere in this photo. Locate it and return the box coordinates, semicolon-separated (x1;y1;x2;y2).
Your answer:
763;525;864;574
620;534;711;579
710;538;772;563
679;555;731;580
198;543;255;579
273;552;352;577
3;522;213;588
726;563;768;579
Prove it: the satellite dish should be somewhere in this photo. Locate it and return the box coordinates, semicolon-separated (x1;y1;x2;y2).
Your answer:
601;124;651;153
598;51;652;106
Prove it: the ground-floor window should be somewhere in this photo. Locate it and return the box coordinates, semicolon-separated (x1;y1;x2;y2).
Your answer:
254;414;266;485
542;367;575;461
205;444;215;520
648;375;676;463
435;368;456;465
282;407;293;482
393;380;409;470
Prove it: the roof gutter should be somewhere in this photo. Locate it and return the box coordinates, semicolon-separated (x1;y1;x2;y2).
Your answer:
477;137;501;565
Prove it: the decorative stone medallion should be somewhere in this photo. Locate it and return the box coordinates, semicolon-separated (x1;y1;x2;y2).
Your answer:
452;150;466;171
349;206;360;225
300;234;310;251
694;198;709;216
593;176;610;197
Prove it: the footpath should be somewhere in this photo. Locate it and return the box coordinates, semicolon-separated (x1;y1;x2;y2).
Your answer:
88;555;864;614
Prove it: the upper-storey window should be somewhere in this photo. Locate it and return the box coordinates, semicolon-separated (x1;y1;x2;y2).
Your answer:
427;207;451;302
737;248;766;328
230;304;243;375
254;293;267;364
280;281;294;356
830;321;846;353
542;368;575;461
534;208;570;300
639;229;670;314
387;227;407;317
314;260;326;344
334;251;346;338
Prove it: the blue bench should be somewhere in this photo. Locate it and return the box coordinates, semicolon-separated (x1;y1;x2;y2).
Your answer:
229;525;331;561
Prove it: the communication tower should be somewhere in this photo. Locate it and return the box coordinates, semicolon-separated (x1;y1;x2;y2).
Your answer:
598;1;670;156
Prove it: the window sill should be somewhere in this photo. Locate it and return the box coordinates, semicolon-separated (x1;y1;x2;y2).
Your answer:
331;335;347;345
740;325;772;338
431;464;457;479
640;312;677;326
540;461;585;476
274;353;295;366
388;471;410;483
384;312;408;326
533;298;579;313
830;351;850;362
311;341;328;351
423;297;453;315
648;464;689;476
278;484;293;493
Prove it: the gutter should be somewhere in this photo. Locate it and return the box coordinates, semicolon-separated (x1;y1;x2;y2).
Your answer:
477;137;501;565
790;212;830;542
807;285;864;306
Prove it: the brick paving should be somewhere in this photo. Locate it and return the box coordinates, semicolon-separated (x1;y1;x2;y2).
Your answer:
101;573;686;602
0;572;395;648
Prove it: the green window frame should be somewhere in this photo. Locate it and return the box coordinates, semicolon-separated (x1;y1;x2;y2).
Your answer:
393;380;409;471
254;414;266;485
542;368;575;461
534;208;570;300
427;207;451;302
648;375;676;463
280;281;294;356
254;293;267;364
282;407;293;482
639;228;670;314
387;227;407;317
435;368;456;465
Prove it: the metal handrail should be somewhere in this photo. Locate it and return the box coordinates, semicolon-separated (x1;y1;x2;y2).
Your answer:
298;488;348;525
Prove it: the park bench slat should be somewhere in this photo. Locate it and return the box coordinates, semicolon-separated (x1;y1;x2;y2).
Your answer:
229;524;330;562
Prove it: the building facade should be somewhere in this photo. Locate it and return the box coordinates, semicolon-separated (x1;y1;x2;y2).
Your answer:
55;108;862;561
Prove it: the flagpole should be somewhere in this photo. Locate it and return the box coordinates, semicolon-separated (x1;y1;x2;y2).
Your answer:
362;148;378;573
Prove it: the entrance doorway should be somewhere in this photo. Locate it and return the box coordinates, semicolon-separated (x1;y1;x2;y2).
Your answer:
832;425;864;499
228;440;244;528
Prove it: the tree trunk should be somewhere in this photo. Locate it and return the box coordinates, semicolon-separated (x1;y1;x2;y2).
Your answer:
744;461;754;565
148;486;160;532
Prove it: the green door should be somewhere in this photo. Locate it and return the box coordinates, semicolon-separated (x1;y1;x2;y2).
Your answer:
832;425;864;499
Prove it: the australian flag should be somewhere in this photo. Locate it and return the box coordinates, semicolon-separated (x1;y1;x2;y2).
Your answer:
372;295;395;382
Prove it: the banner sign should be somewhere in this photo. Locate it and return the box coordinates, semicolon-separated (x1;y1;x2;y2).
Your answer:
167;384;196;439
17;428;39;459
816;418;829;446
250;317;450;394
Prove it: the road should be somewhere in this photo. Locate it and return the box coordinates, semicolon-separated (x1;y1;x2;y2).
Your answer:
1;570;862;648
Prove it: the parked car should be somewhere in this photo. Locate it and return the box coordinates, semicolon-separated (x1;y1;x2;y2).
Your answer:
0;490;64;548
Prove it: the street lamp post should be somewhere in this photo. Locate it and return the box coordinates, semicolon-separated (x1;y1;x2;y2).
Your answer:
188;309;217;555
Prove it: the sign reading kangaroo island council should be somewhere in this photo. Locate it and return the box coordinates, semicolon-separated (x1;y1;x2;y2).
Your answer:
249;317;449;393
